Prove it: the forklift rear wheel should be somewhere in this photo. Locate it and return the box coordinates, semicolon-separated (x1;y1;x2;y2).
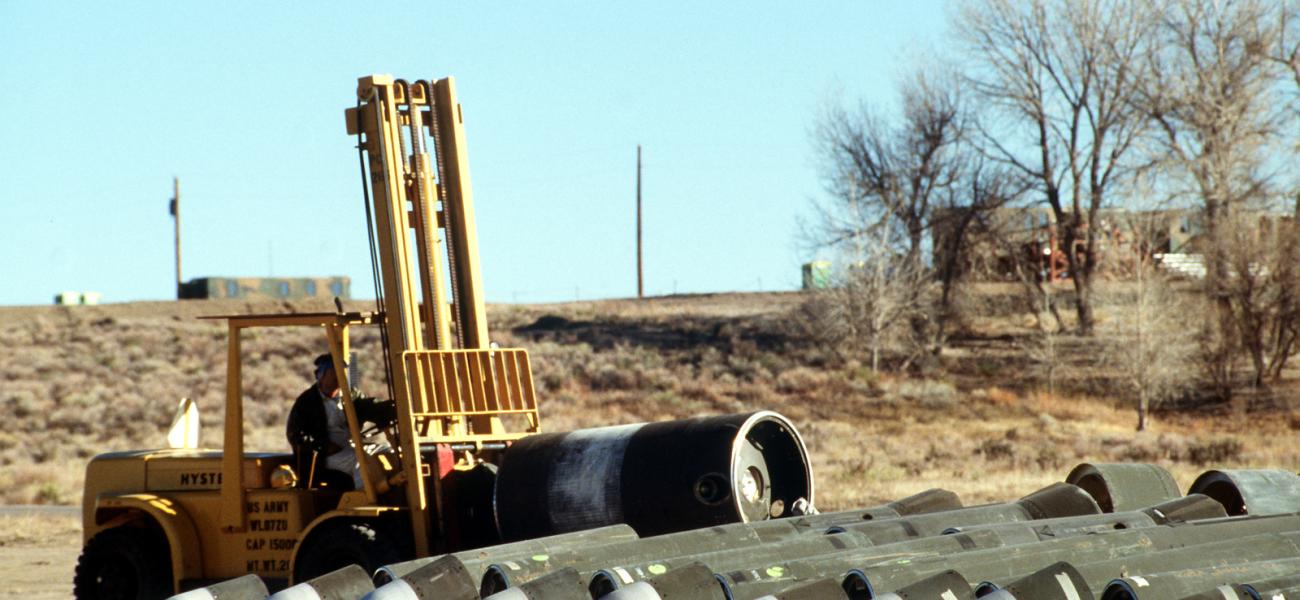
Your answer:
293;520;411;583
73;526;173;600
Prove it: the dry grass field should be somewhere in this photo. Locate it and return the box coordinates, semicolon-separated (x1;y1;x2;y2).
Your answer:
0;288;1295;595
0;289;1294;515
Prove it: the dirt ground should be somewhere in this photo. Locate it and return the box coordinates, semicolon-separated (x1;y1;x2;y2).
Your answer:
0;510;80;598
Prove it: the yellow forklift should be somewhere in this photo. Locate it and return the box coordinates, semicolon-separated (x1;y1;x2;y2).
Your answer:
75;75;541;598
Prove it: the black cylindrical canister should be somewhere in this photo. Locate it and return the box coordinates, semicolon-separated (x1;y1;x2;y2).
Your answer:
494;411;813;540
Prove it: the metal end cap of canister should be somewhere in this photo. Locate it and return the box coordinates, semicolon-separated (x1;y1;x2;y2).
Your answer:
1141;493;1229;524
270;565;374;600
167;574;269;600
1017;482;1102;519
765;578;851;600
840;570;874;600
996;561;1092;600
888;488;964;516
884;569;973;600
1066;463;1181;513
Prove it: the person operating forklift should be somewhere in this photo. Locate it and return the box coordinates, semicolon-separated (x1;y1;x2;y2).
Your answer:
286;354;394;489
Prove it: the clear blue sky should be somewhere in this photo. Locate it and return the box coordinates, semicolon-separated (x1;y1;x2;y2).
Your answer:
0;2;949;306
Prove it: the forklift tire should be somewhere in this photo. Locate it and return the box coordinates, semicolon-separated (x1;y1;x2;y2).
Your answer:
293;520;411;584
73;526;173;600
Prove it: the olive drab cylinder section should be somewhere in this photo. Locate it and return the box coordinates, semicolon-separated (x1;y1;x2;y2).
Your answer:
753;578;853;600
1065;463;1181;513
360;556;479;600
494;411;813;540
1099;557;1300;600
978;562;1092;600
871;570;973;600
1188;469;1300;516
268;565;374;600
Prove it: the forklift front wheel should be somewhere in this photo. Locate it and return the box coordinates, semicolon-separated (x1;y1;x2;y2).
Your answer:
73;526;173;600
293;519;411;584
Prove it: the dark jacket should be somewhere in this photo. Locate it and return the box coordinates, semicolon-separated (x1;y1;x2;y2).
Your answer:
286;387;395;482
286;387;330;457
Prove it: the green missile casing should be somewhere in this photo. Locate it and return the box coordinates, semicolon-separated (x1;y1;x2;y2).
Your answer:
693;527;1012;599
269;565;374;600
481;567;585;600
978;561;1091;600
600;562;728;600
748;487;964;532
579;483;1095;594
728;513;1300;599
943;494;1227;542
1243;572;1300;599
829;482;1102;544
591;485;1156;595
752;578;851;600
1188;469;1300;516
538;528;1011;600
940;527;1300;600
1177;584;1256;600
478;489;960;593
870;569;973;600
363;556;480;600
1066;463;1182;513
1099;557;1300;600
375;523;639;584
585;530;877;597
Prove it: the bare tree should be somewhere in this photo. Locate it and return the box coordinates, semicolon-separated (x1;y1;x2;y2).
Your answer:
1099;217;1200;430
1277;1;1300;104
1140;0;1294;395
957;0;1157;334
805;67;979;369
1217;209;1300;386
1023;284;1067;397
814;68;966;271
800;207;925;373
930;161;1027;345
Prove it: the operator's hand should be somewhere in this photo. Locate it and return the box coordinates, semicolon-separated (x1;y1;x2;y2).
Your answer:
369;399;397;429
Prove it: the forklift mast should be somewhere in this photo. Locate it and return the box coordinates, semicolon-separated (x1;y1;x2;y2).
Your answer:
344;75;541;555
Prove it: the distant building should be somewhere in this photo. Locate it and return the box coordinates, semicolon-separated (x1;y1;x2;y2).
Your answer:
53;291;102;305
931;207;1289;282
178;276;351;301
801;261;833;290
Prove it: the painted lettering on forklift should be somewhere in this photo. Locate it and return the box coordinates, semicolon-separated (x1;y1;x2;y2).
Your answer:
179;471;222;486
250;519;288;532
261;500;288;513
246;559;289;573
244;538;296;551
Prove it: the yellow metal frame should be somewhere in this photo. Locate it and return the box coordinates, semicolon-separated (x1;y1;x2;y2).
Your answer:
347;75;542;555
203;312;384;534
403;348;540;441
94;494;204;589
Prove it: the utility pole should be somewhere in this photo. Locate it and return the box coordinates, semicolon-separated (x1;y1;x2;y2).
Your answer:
169;177;181;299
636;145;644;299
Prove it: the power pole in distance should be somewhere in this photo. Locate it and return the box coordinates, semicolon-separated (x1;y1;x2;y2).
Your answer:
636;145;644;299
170;177;182;299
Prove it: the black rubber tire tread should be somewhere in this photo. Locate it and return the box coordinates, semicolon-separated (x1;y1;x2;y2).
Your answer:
74;526;173;600
293;519;412;584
